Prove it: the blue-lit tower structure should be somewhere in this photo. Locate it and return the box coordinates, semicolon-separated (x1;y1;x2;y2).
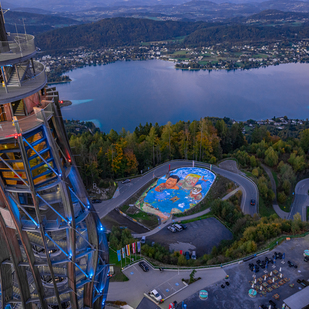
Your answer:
0;7;109;308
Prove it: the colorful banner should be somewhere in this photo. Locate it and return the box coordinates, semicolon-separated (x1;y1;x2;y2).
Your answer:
132;242;136;254
122;247;125;259
117;250;121;262
137;241;141;253
126;244;130;256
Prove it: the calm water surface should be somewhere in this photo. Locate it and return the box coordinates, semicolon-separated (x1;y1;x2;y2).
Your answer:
56;60;309;132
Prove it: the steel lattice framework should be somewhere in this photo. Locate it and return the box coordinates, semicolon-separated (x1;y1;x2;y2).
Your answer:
0;6;109;309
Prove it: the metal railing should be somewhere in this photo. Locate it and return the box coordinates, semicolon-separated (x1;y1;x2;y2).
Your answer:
0;109;53;140
0;33;35;62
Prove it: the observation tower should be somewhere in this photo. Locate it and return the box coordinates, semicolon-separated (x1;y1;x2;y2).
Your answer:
0;6;109;309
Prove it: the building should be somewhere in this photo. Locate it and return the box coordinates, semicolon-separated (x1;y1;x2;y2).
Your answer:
283;286;309;309
0;6;109;309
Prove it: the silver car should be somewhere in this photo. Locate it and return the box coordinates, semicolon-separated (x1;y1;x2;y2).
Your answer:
167;225;176;233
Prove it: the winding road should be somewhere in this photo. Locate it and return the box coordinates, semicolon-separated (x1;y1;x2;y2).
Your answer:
289;178;309;221
94;160;258;219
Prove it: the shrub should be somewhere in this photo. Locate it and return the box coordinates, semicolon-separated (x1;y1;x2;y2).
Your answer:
278;191;287;204
252;168;259;177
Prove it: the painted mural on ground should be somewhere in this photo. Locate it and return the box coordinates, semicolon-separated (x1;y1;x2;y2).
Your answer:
135;167;216;222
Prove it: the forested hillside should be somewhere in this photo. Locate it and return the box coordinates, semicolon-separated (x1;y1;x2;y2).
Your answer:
36;16;309;51
36;18;205;50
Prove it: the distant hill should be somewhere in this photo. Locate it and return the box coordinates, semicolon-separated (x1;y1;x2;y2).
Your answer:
35;17;207;50
249;9;309;20
36;16;309;51
230;9;309;24
184;22;309;46
3;10;81;35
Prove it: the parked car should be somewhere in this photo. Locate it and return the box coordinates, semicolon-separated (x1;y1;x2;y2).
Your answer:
191;251;196;260
149;289;162;302
139;261;149;272
91;199;102;203
304;256;309;262
121;179;131;184
184;251;190;260
180;223;187;230
167;226;176;233
250;199;256;206
173;224;183;232
141;236;146;244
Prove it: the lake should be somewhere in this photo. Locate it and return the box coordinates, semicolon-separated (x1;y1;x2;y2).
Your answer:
56;60;309;132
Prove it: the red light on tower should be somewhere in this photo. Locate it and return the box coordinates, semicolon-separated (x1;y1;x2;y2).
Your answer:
59;100;64;104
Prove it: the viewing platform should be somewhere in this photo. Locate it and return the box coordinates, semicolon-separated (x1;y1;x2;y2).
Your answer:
0;33;36;65
0;61;47;105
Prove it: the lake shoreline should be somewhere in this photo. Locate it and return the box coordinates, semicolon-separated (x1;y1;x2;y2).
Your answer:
56;60;309;133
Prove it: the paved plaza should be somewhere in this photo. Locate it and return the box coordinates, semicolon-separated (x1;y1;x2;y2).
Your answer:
179;236;309;308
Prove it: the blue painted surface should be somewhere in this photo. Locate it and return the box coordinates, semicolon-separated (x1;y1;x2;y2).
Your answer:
144;167;215;214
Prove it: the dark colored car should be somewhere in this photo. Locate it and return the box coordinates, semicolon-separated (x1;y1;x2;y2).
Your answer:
250;199;256;206
91;199;102;203
184;251;190;260
180;224;187;230
304;256;309;262
288;260;295;268
122;179;131;184
139;261;149;272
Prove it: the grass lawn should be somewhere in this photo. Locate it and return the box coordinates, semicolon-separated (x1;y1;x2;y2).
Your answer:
109;248;142;282
272;171;278;187
172;50;188;55
259;196;276;217
253;54;268;59
119;178;160;229
278;195;293;213
179;212;213;224
127;211;159;229
198;61;210;65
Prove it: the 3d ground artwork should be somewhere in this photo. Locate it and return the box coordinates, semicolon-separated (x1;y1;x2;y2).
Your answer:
135;167;215;221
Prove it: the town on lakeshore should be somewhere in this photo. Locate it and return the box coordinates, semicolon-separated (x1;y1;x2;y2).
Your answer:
38;39;309;83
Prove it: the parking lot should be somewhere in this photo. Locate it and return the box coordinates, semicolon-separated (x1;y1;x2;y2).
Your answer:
178;235;309;308
121;261;188;306
154;276;187;301
148;217;233;256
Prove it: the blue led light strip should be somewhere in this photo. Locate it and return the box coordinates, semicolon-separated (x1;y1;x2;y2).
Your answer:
68;187;87;209
23;138;59;177
19;205;39;227
44;233;89;278
44;233;69;257
37;193;68;223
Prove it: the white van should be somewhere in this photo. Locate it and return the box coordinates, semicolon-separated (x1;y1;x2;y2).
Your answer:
191;251;196;259
141;236;146;244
